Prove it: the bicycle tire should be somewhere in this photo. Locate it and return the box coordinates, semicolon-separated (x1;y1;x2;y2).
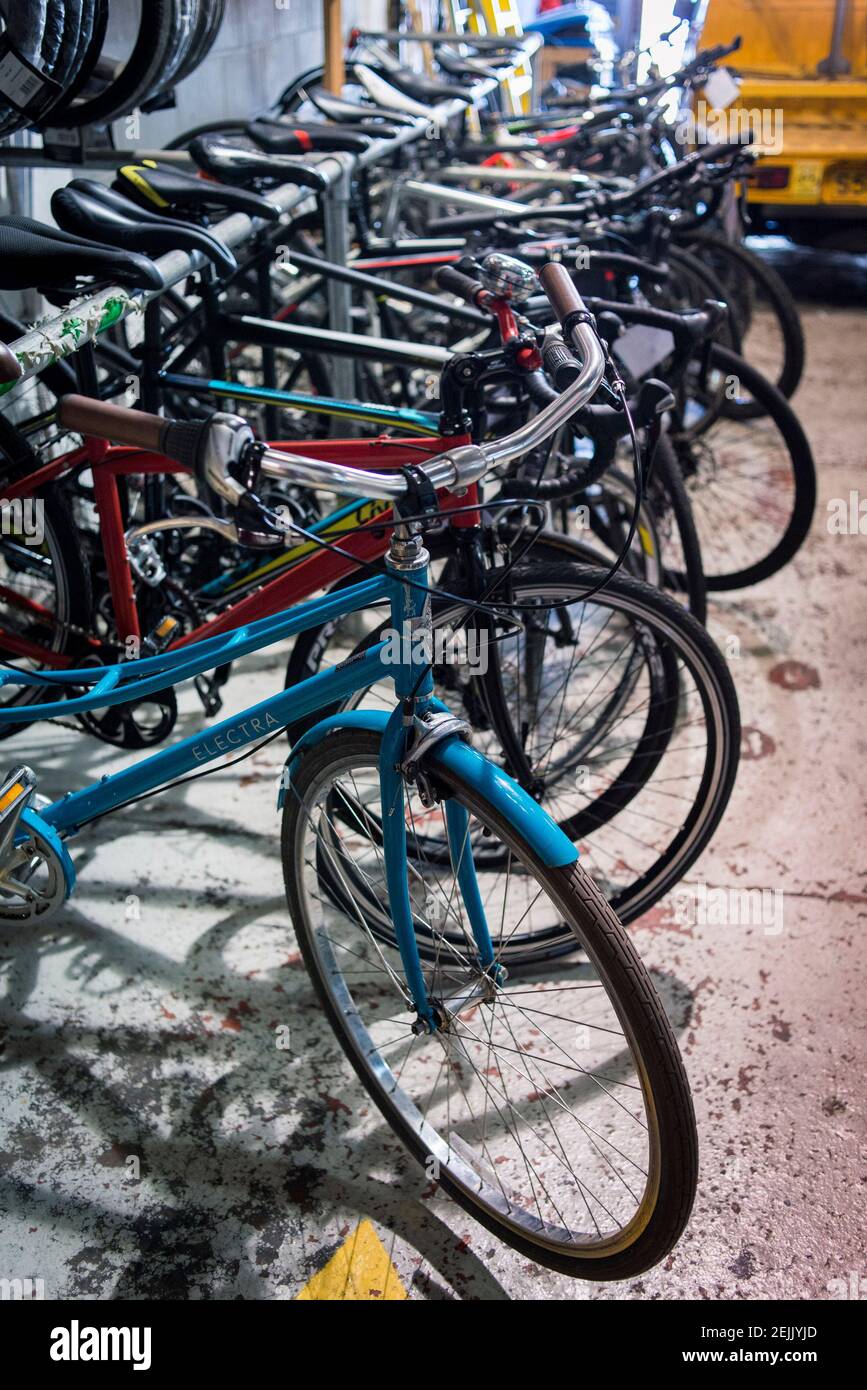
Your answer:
673;344;816;590
45;0;180;128
172;0;224;86
0;483;92;739
648;433;707;623
686;229;805;415
283;726;699;1278
285;561;740;937
44;0;107;113
0;0;74;135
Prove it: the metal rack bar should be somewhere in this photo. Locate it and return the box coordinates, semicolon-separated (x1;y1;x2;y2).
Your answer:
0;159;342;397
0;39;537;398
0;147;195;169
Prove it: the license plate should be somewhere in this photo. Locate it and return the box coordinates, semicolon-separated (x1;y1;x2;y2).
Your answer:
826;164;867;203
791;160;824;200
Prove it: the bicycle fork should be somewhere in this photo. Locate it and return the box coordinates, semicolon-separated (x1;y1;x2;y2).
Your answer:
379;527;499;1034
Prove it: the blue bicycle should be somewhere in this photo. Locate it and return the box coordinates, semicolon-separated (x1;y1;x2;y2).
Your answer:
0;282;697;1278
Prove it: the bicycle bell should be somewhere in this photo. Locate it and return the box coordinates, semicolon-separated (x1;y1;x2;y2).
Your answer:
478;253;539;303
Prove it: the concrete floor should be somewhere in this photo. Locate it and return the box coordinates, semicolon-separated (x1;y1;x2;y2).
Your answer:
1;278;865;1301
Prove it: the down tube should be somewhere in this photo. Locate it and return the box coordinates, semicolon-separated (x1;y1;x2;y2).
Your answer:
42;643;393;835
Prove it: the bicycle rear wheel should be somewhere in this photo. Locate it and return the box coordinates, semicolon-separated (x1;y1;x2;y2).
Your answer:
285;563;740;942
673;345;816;590
686;229;804;415
282;728;698;1279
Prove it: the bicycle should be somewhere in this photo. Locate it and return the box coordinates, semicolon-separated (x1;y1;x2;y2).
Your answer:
0;285;700;1277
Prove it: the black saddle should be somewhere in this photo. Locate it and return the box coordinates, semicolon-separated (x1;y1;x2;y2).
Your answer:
51;181;238;278
189;136;328;192
113;160;282;221
304;86;415;129
436;45;517;81
0;216;163;293
246;119;372;155
367;62;475;104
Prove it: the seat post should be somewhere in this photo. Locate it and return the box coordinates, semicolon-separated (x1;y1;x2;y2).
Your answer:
141;300;166;524
75;342;100;398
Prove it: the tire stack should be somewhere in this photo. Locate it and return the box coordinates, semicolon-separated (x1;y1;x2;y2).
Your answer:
0;0;225;135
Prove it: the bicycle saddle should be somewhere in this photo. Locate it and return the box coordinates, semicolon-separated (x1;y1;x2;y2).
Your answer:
0;216;163;293
304;86;415;128
377;65;474;104
353;65;432;118
188;137;328;192
113;160;282;222
246;119;371;155
436;45;516;80
51;181;238;279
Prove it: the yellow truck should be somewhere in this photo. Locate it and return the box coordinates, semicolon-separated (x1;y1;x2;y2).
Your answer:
699;0;867;248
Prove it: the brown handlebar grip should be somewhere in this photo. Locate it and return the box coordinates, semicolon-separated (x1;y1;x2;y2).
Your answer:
539;262;588;326
58;395;167;451
0;342;22;385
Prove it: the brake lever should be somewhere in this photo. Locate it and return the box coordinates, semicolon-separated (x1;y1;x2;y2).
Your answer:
235;492;296;550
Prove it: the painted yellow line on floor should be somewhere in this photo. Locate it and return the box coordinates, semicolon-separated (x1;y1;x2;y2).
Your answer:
296;1220;408;1300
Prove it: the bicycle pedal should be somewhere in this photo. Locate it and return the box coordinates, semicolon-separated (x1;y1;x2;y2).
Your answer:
141;615;181;656
0;766;37;862
194;674;223;717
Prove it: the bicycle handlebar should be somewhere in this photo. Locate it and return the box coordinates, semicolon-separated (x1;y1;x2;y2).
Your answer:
427;134;754;236
58;396;168;452
57;268;606;516
58;324;604;517
538;262;590;329
435;263;486;305
604;35;742;103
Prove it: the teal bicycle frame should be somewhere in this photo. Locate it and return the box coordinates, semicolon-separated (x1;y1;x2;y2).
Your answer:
0;548;577;1031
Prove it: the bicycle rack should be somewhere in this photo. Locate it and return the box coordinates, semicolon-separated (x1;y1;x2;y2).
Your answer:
0;31;540;401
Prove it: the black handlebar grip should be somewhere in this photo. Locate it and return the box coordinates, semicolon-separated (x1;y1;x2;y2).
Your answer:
161;417;212;471
542;338;582;390
436;264;485;304
695;36;741;67
539;262;589;327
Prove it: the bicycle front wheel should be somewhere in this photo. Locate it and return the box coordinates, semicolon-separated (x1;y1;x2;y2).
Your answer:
282;728;698;1279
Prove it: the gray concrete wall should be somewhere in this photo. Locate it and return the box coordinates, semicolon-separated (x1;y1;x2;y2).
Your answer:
1;0;388;223
0;0;386;316
108;0;387;147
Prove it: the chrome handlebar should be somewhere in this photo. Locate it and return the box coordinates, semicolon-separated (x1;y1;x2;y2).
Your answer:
246;319;605;506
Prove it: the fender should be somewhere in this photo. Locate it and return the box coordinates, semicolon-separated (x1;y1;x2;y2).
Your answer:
279;709;578;870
